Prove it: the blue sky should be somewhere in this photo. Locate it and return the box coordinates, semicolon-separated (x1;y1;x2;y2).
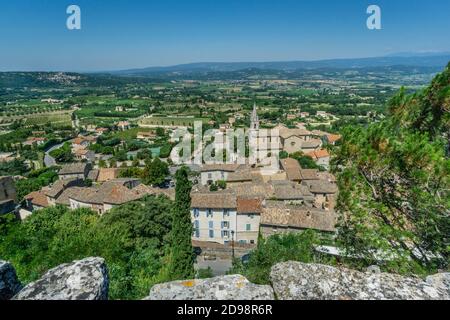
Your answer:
1;0;449;71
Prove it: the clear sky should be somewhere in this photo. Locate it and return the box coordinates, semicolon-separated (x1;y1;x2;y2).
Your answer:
1;0;450;71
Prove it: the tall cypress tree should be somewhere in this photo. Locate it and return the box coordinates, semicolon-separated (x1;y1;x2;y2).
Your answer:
169;167;194;280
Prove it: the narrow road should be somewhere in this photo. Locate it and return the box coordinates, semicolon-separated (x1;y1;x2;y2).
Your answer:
44;142;64;167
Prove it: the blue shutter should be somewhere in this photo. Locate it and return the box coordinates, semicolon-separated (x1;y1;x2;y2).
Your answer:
194;220;200;237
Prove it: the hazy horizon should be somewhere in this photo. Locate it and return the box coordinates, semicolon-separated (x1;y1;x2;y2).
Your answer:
1;0;450;72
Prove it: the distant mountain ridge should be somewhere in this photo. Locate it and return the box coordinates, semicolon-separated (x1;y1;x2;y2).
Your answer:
113;54;450;76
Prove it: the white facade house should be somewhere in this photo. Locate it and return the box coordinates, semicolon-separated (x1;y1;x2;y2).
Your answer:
191;192;262;245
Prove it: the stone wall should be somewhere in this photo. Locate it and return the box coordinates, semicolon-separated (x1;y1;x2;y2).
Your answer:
1;257;108;300
1;258;448;300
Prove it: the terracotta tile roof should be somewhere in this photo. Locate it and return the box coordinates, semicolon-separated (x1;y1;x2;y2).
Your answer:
326;134;341;143
69;182;144;205
24;190;49;208
74;148;89;156
97;168;120;182
301;139;322;149
279;128;312;139
87;169;99;181
99;183;143;205
46;178;83;198
26;137;46;142
201;164;243;172
300;169;319;181
304;180;338;194
59;163;89;175
72;137;87;145
271;181;312;200
84;136;97;142
237;197;262;214
68;187;99;204
306;149;330;160
317;172;337;183
133;184;176;200
229;182;274;199
261;201;336;232
280;158;302;181
137;131;156;138
191;191;237;209
55;187;85;206
226;169;262;183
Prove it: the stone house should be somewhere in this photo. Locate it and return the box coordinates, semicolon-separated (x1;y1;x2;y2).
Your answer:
200;164;246;186
324;134;342;146
73;148;95;162
279;128;316;154
68;178;144;215
24;137;47;146
137;131;157;141
306;149;331;170
72;137;91;149
0;176;17;214
260;201;336;237
58;163;91;180
116;121;130;131
303;180;338;211
20;189;50;219
45;178;84;206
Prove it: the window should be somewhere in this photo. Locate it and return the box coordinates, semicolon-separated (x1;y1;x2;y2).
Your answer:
221;221;229;229
223;209;230;217
209;229;214;238
208;221;214;229
206;209;213;218
222;230;230;238
194;220;200;238
193;208;199;218
239;240;247;244
248;214;254;219
208;173;212;179
246;224;251;231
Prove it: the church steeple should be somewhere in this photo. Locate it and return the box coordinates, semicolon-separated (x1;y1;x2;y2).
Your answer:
250;102;259;130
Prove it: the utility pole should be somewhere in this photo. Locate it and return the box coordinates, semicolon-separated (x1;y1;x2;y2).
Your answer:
231;230;235;260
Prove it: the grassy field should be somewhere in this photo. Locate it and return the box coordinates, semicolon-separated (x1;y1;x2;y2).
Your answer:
0;111;72;127
110;127;154;140
23;113;72;126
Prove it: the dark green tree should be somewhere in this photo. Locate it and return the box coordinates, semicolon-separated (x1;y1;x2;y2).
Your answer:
141;157;169;186
168;167;194;280
333;63;450;275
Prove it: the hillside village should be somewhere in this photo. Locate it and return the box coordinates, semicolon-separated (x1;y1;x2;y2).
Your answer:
1;103;341;259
